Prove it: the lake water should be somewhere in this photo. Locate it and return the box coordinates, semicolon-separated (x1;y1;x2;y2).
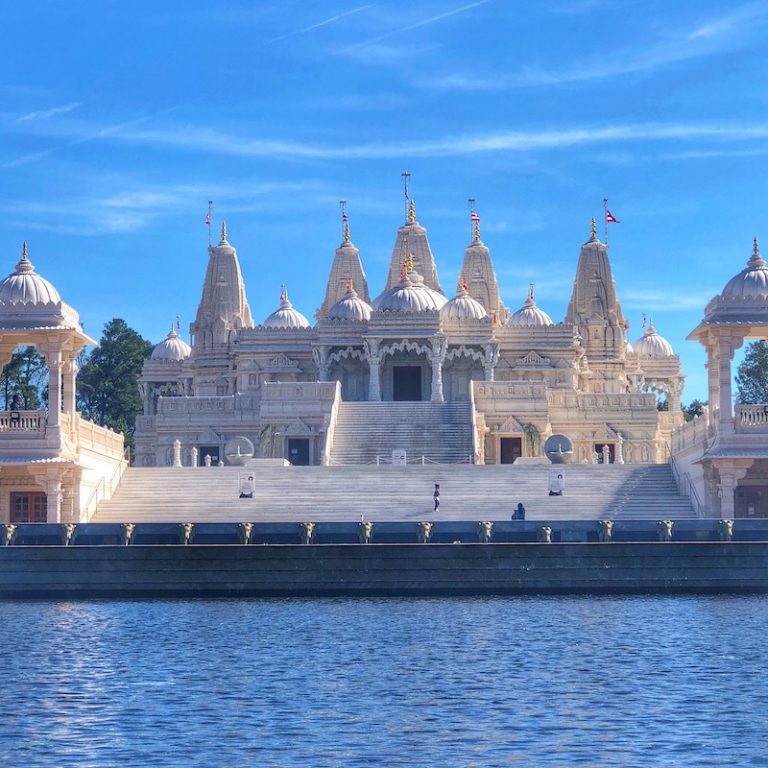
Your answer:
0;596;766;767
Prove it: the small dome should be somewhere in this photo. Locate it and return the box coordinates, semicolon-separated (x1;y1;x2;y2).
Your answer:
508;287;553;328
263;287;311;329
378;271;447;313
720;238;768;302
634;322;674;357
626;339;635;355
328;283;372;322
440;280;488;321
0;242;61;307
151;326;191;362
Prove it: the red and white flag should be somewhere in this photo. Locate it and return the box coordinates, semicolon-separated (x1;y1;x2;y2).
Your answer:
470;210;480;222
341;212;348;222
205;211;211;226
605;209;620;224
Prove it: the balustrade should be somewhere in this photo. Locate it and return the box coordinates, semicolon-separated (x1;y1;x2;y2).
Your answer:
735;403;768;431
0;410;46;433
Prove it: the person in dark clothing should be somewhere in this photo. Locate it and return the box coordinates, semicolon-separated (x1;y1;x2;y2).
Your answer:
433;484;440;513
513;502;526;520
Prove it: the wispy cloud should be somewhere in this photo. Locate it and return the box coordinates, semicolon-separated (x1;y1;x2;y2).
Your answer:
425;2;768;90
17;102;81;122
338;0;489;55
264;5;373;45
621;288;716;312
2;179;331;235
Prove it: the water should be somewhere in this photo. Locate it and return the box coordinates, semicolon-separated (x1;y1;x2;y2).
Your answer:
0;596;766;767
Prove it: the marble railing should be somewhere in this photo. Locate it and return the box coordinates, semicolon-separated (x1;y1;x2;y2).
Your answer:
671;410;710;453
0;409;46;434
735;404;768;432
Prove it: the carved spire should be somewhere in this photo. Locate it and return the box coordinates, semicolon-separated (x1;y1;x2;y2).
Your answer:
748;237;765;268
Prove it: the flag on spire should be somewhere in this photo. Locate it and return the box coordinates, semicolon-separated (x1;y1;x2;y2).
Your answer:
470;210;480;222
606;209;620;224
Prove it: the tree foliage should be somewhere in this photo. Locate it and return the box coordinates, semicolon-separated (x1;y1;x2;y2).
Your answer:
682;399;707;422
736;341;768;404
77;319;153;446
0;346;47;410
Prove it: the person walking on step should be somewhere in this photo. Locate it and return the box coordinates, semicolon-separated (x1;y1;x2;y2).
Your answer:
433;483;440;514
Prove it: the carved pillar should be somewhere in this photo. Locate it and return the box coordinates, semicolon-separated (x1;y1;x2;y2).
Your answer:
364;339;382;402
62;356;78;415
312;346;330;382
430;335;447;403
717;336;736;438
706;339;720;425
615;434;625;464
173;439;182;468
483;342;499;382
45;478;63;523
717;460;752;519
45;351;63;428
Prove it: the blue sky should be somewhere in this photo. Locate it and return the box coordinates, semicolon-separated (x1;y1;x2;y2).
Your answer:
3;0;768;401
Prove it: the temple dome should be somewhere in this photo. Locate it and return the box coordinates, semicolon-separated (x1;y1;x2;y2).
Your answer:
634;322;674;357
440;282;488;321
377;272;447;313
0;243;61;307
263;288;311;329
328;284;372;322
508;288;553;328
151;327;191;362
720;239;768;302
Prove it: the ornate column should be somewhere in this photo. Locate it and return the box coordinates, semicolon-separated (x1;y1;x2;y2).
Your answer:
46;350;63;429
364;339;382;402
45;478;63;523
430;334;447;403
173;439;182;468
62;355;78;415
312;346;330;382
483;342;499;382
705;336;720;425
717;335;739;438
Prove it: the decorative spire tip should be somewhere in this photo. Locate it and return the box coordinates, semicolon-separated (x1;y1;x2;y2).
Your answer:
590;218;597;240
21;241;28;260
408;199;416;225
220;221;228;243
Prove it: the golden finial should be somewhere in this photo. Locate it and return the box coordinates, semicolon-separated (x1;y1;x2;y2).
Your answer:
590;218;597;240
408;199;416;224
221;221;227;242
21;241;28;260
343;222;350;243
754;237;760;258
528;283;535;302
473;220;480;241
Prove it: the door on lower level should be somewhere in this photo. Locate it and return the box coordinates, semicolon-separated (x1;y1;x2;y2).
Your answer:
735;486;768;518
198;446;220;466
393;366;422;401
10;492;47;523
288;438;310;466
594;443;615;464
500;437;523;464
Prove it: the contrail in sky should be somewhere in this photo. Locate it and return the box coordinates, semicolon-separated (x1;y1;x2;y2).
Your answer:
264;5;374;45
339;0;489;53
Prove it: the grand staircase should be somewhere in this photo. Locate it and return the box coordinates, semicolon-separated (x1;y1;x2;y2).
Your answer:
92;463;696;523
329;402;474;465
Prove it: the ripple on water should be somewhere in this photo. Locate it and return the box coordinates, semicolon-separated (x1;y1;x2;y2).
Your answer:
0;595;766;767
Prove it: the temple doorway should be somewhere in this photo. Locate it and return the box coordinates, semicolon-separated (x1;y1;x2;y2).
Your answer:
500;437;523;464
288;438;310;466
735;486;768;518
198;446;220;466
594;443;615;463
10;492;47;523
393;366;422;401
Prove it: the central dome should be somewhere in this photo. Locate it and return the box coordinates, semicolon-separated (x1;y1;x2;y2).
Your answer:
440;281;488;321
634;322;674;357
508;287;553;328
0;243;61;307
151;327;192;362
263;287;311;329
377;272;447;313
328;283;372;322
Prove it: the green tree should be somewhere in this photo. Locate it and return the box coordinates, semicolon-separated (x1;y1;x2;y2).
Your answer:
0;346;47;410
736;341;768;404
682;399;707;422
77;319;153;448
